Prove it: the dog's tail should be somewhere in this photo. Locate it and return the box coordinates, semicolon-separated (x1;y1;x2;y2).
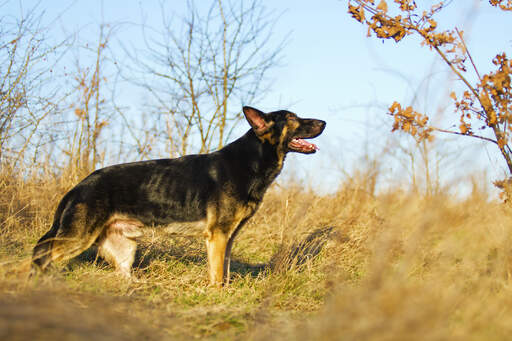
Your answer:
30;193;71;277
30;221;60;276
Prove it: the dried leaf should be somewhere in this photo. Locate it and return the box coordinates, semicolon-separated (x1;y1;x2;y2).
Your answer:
377;0;388;13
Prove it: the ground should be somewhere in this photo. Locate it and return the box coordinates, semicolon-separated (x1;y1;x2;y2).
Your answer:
2;171;512;340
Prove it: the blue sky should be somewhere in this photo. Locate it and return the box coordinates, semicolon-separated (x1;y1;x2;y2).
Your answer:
5;1;512;194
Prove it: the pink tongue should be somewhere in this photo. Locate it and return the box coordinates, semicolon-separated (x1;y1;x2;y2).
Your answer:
294;138;319;151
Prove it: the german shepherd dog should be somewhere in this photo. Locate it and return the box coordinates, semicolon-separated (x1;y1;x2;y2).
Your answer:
31;107;326;286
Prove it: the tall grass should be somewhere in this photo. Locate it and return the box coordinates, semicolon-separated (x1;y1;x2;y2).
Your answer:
281;188;512;341
1;163;511;340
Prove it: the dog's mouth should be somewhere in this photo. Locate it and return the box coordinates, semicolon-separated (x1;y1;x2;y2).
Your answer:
288;137;319;154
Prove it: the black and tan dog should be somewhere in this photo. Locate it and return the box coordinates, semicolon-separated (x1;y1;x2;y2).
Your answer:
31;106;325;286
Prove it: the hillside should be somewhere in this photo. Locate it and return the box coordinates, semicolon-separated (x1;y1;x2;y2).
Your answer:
2;169;512;340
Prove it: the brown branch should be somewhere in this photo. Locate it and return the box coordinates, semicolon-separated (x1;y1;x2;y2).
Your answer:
456;28;482;82
430;126;498;145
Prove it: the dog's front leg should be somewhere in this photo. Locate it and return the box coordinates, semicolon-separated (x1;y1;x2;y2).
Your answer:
222;217;249;286
205;229;228;287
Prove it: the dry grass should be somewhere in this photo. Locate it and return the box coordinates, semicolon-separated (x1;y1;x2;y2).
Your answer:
1;166;512;340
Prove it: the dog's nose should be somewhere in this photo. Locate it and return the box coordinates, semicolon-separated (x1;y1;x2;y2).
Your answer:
317;120;326;131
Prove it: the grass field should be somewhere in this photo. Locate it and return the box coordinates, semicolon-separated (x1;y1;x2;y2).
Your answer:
2;167;512;340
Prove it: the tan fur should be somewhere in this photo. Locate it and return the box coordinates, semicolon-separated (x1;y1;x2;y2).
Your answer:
104;214;144;238
204;196;258;286
94;215;143;278
276;126;289;170
259;131;277;144
205;230;228;286
96;214;143;277
97;232;137;278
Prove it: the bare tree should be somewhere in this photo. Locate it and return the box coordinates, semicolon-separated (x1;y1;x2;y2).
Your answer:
0;3;68;167
125;0;285;156
62;24;117;177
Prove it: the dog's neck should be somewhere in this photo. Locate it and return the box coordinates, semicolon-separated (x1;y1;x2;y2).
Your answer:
220;129;286;202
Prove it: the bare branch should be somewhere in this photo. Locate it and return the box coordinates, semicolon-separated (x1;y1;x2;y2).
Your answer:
124;0;285;155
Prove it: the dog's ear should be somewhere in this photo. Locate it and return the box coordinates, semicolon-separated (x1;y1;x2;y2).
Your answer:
243;106;271;135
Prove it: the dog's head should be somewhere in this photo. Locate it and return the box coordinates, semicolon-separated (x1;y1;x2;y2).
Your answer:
243;106;326;154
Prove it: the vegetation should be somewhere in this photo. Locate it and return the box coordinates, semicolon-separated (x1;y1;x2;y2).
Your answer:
125;0;284;155
2;1;512;340
0;0;282;171
2;166;512;340
348;0;512;176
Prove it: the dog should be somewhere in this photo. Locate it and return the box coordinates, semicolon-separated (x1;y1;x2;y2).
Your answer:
31;106;326;286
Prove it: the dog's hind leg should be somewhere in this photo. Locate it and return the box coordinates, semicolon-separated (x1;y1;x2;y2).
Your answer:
96;218;143;278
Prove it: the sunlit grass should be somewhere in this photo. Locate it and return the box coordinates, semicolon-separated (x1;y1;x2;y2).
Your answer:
2;167;512;340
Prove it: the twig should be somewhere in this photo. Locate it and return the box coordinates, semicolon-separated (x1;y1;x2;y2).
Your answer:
431;126;497;145
456;28;482;82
